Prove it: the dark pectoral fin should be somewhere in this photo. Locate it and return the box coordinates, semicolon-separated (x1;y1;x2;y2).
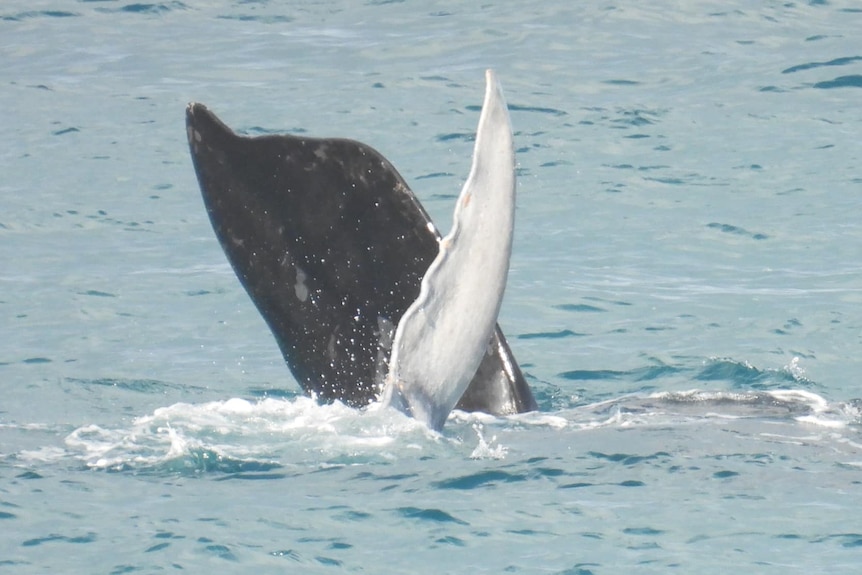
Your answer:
457;326;537;415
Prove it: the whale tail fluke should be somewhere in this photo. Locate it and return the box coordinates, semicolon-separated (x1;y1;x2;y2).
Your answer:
185;71;535;429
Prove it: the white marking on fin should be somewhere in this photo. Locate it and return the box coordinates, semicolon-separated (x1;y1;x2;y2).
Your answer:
294;266;309;302
382;70;515;430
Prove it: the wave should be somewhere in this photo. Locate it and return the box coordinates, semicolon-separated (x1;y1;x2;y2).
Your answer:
4;356;858;475
7;388;839;475
56;397;438;473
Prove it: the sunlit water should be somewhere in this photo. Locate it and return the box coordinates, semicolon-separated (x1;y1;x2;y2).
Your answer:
2;1;862;573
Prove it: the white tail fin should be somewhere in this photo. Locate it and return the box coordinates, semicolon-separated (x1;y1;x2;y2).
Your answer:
382;70;515;430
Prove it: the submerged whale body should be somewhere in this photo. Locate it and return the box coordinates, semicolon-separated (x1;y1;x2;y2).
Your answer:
186;70;536;429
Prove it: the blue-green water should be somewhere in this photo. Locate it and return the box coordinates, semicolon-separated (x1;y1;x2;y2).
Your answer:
2;1;862;573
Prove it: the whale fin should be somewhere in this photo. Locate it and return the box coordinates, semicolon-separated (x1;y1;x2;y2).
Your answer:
185;80;536;418
383;70;517;430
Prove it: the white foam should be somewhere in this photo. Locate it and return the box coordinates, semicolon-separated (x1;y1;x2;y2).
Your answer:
60;396;443;471
18;445;68;463
9;384;855;472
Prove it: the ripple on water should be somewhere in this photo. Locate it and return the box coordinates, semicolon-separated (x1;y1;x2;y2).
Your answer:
434;469;528;490
395;507;469;525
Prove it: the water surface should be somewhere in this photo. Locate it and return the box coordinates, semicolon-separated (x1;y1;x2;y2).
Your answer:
2;1;862;573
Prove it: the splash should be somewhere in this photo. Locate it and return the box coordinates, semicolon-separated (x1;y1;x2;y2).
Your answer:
469;423;508;460
11;374;859;474
60;397;437;473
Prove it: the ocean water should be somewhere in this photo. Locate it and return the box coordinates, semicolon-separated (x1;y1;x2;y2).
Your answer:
2;0;862;573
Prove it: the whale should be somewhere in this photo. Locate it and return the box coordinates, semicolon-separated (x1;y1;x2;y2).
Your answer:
186;70;536;429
